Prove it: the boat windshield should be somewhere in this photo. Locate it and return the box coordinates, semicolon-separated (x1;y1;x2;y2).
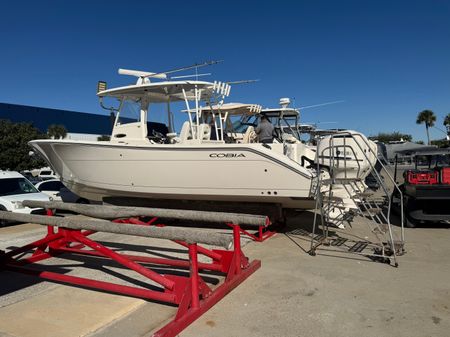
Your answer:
278;116;301;139
231;114;300;139
117;99;142;124
0;178;40;196
231;115;258;133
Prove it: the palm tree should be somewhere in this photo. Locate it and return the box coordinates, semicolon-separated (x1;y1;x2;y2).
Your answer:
444;113;450;136
416;110;436;145
47;124;67;139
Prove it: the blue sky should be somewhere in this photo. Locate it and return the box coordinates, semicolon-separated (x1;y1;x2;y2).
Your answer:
1;1;449;141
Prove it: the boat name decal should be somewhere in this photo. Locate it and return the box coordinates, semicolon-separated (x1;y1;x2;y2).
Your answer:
209;153;246;158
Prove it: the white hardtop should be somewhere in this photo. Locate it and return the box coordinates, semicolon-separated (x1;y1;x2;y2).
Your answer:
95;67;233;144
97;80;220;103
261;98;299;117
185;102;262;116
261;107;299;117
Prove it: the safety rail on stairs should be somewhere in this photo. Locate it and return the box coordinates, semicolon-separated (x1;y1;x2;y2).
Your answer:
309;131;405;267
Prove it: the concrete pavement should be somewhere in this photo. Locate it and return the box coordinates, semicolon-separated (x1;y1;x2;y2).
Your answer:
0;212;449;337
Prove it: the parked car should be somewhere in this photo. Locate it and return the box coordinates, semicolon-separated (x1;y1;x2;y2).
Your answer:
0;171;50;224
35;179;90;204
37;167;58;181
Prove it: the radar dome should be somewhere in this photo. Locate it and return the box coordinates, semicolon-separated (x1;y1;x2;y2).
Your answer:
279;98;291;108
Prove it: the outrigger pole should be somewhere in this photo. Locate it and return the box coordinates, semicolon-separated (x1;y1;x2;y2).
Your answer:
225;79;260;85
142;60;224;79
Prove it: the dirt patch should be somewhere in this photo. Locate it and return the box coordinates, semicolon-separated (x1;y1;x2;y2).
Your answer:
206;320;216;327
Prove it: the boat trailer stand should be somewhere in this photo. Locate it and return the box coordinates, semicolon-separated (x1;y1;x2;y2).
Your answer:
227;222;276;242
115;215;276;243
22;200;277;243
0;210;261;337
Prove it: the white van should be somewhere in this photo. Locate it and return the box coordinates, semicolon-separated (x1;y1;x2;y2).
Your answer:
0;171;51;215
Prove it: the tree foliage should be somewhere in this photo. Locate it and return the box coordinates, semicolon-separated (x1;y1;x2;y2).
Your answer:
430;138;449;148
47;124;67;139
444;113;450;126
0;119;48;171
444;114;450;136
369;132;412;143
416;109;436;127
416;109;436;145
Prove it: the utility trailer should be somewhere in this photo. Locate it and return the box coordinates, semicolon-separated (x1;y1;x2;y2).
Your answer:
392;148;450;227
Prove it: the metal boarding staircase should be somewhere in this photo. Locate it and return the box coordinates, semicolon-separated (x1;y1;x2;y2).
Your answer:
309;133;405;267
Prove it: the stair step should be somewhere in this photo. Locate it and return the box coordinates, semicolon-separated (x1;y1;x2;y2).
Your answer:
320;178;363;185
322;195;346;202
348;241;369;253
360;208;384;215
362;198;387;205
358;192;374;198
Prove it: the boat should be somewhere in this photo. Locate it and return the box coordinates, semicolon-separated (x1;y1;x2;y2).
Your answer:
216;97;377;181
197;98;379;222
29;68;318;214
29;67;377;220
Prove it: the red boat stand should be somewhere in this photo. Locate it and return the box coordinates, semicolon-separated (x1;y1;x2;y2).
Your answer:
0;210;261;337
119;214;276;243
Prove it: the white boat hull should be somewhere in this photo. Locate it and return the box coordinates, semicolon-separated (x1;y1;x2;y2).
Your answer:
29;140;316;209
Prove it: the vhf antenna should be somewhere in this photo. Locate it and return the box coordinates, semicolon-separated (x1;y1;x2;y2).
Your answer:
299;100;345;110
226;79;260;85
143;60;224;79
171;73;211;79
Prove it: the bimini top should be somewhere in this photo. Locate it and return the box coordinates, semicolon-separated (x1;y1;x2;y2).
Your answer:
185;102;262;116
97;81;225;103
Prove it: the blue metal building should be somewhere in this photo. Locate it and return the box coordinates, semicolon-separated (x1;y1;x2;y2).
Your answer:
0;102;167;138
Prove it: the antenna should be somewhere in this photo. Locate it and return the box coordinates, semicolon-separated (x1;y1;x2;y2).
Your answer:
225;79;260;85
142;60;223;79
432;125;448;135
303;121;338;128
171;73;211;79
299;100;345;110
